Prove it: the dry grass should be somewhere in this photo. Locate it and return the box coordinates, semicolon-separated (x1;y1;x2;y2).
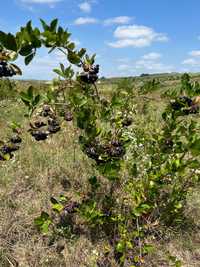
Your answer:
0;81;200;267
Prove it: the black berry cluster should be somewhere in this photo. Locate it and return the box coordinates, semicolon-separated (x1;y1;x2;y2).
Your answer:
122;117;133;127
170;96;192;110
84;139;125;165
0;134;22;161
29;105;61;141
30;131;48;141
63;201;80;215
0;61;17;77
64;111;73;122
48;118;60;133
160;137;174;152
170;96;199;115
79;64;100;84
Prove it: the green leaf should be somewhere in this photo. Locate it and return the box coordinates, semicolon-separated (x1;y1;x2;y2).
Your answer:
50;19;58;32
60;63;65;74
132;204;151;217
34;211;52;234
50;197;58;204
27;86;34;99
190;138;200;156
52;203;64;213
20;92;31;104
29;33;41;48
25;52;35;65
40;19;49;31
33;94;40;106
67;50;81;65
3;154;11;161
0;31;7;46
78;48;86;58
88;176;100;190
116;241;125;253
90;54;96;64
68;42;75;50
26;20;32;33
98;161;120;180
143;244;154;254
59;195;67;202
175;261;182;267
6;33;18;51
53;68;65;78
21;98;31;107
0;32;17;51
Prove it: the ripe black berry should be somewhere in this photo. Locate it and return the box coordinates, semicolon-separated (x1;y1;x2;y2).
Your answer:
85;146;99;160
170;96;193;111
63;201;79;214
0;61;16;77
108;146;125;157
1;144;20;154
34;120;46;128
64;111;73;122
48;125;61;134
189;104;199;114
79;68;99;84
31;130;48;141
111;140;122;147
10;135;22;144
122;117;133;127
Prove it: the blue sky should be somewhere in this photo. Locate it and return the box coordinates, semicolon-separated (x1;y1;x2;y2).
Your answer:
1;0;200;79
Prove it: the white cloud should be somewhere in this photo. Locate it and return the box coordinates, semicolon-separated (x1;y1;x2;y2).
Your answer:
142;52;162;60
135;60;173;72
188;50;200;57
115;52;173;76
117;64;130;71
117;58;131;63
182;50;200;67
74;17;98;25
182;58;200;66
79;2;91;13
108;39;151;48
108;24;169;48
104;16;133;26
21;0;62;3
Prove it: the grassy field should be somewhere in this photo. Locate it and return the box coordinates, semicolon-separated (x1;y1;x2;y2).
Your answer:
0;74;200;267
